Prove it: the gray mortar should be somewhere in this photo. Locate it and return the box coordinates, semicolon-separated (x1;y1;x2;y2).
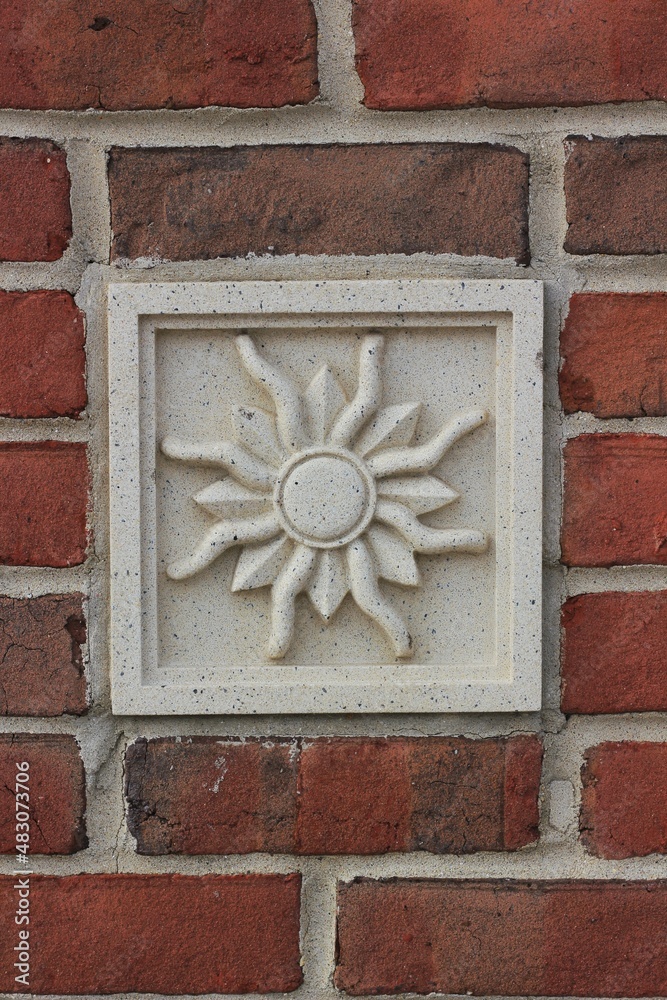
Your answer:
1;1;667;998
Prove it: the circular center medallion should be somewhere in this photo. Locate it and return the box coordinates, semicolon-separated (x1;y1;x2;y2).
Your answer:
274;447;376;548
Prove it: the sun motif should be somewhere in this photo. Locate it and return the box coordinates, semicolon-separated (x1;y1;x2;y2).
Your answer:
161;334;489;660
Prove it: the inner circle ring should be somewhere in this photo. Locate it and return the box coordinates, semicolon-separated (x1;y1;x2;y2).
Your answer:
273;446;377;549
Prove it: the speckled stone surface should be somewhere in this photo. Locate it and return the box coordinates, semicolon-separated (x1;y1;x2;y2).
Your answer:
108;279;543;714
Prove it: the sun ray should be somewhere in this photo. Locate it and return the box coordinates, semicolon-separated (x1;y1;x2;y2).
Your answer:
376;475;458;514
267;545;318;659
235;335;307;453
231;536;293;592
366;409;488;477
366;524;420;587
328;335;384;447
375;500;488;554
166;512;281;580
346;538;413;657
231;405;284;467
194;480;273;520
307;548;349;619
354;403;421;457
305;366;346;444
161;436;275;491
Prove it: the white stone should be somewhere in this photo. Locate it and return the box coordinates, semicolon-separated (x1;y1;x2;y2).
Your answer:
108;279;543;715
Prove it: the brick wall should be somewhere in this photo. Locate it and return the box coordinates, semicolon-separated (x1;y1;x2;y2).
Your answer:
0;1;666;996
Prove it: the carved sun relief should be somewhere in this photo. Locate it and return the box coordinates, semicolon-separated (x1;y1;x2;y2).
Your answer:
161;334;489;660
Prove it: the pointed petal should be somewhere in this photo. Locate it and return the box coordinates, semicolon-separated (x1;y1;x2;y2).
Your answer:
231;406;284;467
194;480;273;519
366;524;420;587
376;475;458;514
305;366;346;444
354;403;421;457
307;549;349;619
231;536;292;592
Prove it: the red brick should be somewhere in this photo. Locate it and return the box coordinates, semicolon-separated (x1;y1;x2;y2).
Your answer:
109;144;530;263
581;743;667;859
0;734;86;854
0;292;85;418
562;435;667;567
336;879;667;996
125;736;541;855
0;873;301;994
0;0;318;111
0;443;88;567
353;0;667;111
0;595;87;717
0;140;70;262
562;592;667;714
565;137;667;256
296;736;541;854
560;294;667;418
125;737;298;854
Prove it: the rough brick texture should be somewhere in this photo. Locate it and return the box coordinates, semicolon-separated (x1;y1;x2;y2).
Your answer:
0;595;87;717
0;734;86;854
565;137;667;256
0;443;88;567
560;294;667;418
0;291;86;418
0;0;318;111
0;139;70;261
0;873;301;994
562;592;667;714
562;435;667;567
353;0;667;110
109;144;530;262
581;743;667;859
125;736;541;855
336;879;667;996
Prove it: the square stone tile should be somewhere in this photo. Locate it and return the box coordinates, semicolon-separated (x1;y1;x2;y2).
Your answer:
108;280;543;713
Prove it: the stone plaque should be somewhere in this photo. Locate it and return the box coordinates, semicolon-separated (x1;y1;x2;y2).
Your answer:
108;280;542;714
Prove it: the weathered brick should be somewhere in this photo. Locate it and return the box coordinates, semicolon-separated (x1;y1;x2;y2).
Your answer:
336;879;667;996
0;595;87;717
562;435;667;567
0;874;301;994
0;291;86;418
560;294;667;418
562;592;667;714
109;144;530;263
581;743;667;859
0;443;88;567
565;137;667;256
353;0;667;110
125;738;298;855
0;734;86;854
295;736;541;854
125;736;541;855
0;139;70;261
0;0;318;111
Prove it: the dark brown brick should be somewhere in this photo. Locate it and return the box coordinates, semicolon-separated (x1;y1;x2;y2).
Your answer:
0;595;87;717
336;879;667;996
125;736;541;855
565;136;667;256
109;144;530;263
